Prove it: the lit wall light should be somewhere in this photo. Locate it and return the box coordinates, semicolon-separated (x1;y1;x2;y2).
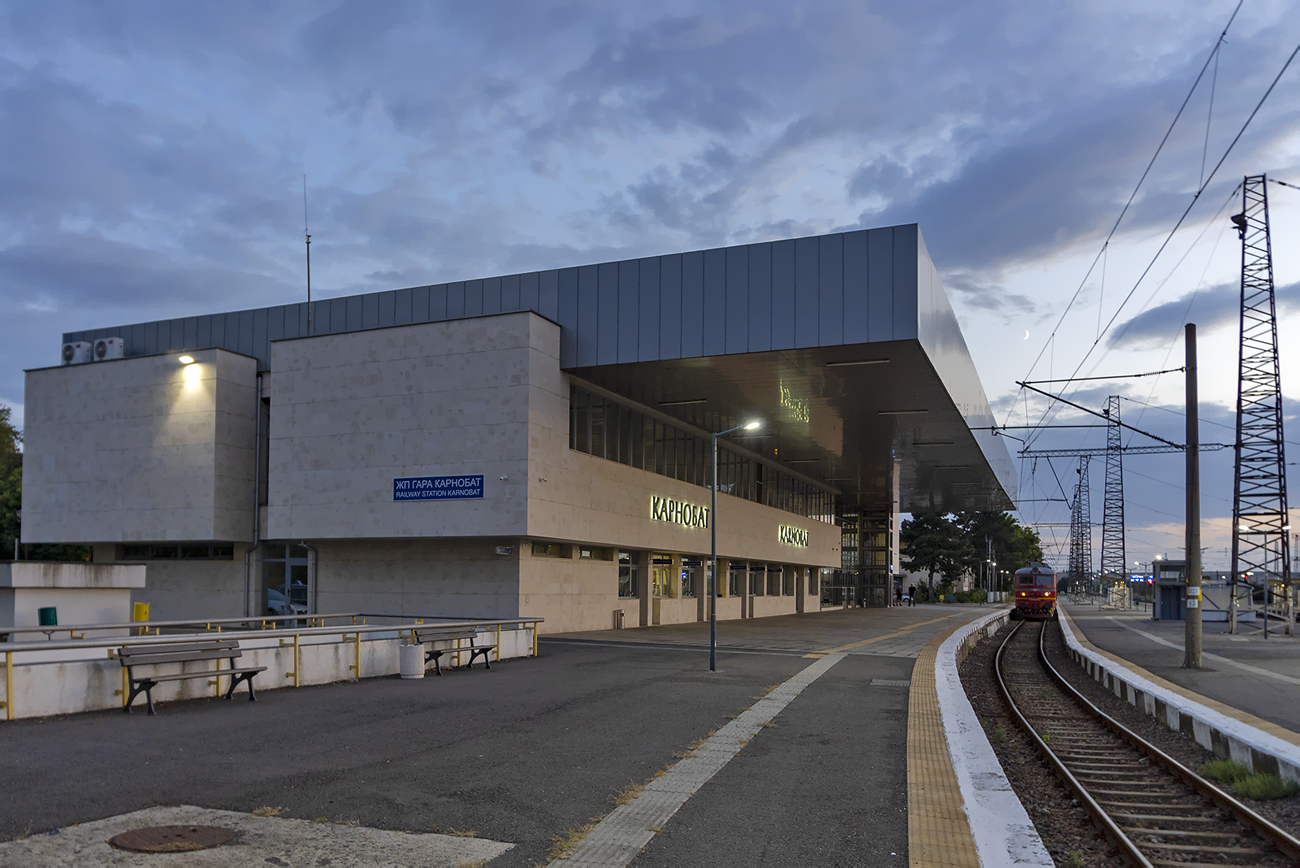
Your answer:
178;355;195;364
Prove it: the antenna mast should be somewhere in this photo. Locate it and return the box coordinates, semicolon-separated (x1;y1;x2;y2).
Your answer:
304;176;312;336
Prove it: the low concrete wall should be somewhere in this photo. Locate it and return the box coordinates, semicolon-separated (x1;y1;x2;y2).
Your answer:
1;623;536;720
1059;610;1300;784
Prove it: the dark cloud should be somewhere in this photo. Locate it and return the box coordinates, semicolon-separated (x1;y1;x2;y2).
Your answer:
1108;281;1300;349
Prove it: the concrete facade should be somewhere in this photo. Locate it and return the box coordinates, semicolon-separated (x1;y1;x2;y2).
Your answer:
0;562;146;631
23;350;257;544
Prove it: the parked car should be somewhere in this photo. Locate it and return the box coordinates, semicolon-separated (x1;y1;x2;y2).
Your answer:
266;588;307;617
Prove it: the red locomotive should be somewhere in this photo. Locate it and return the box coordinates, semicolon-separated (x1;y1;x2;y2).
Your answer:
1011;560;1058;620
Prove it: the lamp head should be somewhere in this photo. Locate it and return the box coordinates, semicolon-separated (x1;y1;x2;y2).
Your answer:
178;355;195;364
743;420;762;430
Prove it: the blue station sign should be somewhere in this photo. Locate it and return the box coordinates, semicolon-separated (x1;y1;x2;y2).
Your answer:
393;474;484;501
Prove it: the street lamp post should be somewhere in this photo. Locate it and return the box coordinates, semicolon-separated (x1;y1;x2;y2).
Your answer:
711;419;762;672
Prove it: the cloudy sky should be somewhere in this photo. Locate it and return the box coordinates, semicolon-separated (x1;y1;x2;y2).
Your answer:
3;1;1300;568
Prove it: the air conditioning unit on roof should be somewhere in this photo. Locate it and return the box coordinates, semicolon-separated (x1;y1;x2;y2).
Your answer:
93;337;124;361
61;341;93;365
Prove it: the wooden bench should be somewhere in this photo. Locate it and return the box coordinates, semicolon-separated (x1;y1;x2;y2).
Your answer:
412;628;496;675
118;638;266;715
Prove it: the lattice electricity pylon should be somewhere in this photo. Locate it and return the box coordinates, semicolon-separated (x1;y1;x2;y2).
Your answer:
1099;396;1128;607
1230;175;1290;615
1068;456;1093;596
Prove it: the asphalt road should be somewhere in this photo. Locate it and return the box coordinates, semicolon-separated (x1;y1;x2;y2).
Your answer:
0;635;915;866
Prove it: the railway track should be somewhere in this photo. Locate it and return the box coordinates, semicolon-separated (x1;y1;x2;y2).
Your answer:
995;619;1300;867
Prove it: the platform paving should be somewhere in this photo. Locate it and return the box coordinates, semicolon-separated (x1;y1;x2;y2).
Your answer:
0;604;999;866
1063;602;1300;735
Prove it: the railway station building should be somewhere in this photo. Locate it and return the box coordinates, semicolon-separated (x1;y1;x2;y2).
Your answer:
22;224;1014;633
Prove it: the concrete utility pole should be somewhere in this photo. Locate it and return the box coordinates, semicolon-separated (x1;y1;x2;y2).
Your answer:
1185;323;1202;668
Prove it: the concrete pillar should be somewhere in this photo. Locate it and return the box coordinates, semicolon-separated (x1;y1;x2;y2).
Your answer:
637;550;652;627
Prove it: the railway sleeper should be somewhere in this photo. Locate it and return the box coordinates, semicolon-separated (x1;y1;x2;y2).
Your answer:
1111;813;1225;823
1122;827;1251;842
1140;841;1270;855
1101;802;1219;813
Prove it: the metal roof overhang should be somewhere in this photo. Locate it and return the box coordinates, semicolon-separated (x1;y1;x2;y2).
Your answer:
569;337;1014;514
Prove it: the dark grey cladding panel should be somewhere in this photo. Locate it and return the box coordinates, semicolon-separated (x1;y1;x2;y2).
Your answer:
62;224;925;372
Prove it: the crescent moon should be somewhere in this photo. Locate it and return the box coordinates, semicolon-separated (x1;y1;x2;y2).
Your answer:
1023;330;1029;340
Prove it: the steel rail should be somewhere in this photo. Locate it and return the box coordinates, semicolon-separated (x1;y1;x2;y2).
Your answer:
995;619;1300;865
994;620;1150;866
1035;621;1300;863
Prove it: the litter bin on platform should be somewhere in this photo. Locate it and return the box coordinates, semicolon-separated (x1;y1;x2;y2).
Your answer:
38;606;57;626
399;643;425;679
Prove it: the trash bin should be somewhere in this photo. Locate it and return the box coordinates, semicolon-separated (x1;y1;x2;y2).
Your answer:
399;643;425;679
38;607;57;627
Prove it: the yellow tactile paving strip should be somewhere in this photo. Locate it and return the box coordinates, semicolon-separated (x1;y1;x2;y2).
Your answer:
1061;607;1300;748
907;620;980;868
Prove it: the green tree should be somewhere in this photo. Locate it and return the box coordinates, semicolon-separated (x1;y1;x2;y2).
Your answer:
0;404;19;558
0;404;90;562
955;511;1044;591
900;512;974;597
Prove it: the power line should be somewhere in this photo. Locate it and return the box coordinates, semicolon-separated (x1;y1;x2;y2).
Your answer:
1021;39;1300;441
1011;1;1244;421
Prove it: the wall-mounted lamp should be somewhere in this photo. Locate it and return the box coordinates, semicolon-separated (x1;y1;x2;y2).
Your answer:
178;355;195;364
499;475;509;481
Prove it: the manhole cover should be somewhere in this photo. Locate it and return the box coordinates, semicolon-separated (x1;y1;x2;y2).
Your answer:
108;825;234;853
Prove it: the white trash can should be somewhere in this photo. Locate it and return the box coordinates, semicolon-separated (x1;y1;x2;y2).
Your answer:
399;643;425;679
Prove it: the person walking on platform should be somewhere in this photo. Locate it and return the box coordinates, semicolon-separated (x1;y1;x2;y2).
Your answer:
895;586;902;606
907;585;916;606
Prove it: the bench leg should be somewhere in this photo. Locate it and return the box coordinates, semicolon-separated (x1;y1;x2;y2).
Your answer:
426;651;443;676
125;678;154;714
225;673;259;701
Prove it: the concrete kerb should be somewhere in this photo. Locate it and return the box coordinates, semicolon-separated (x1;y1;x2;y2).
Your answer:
935;607;1053;867
1059;609;1300;784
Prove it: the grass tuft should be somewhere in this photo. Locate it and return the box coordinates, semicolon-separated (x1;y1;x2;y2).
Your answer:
547;819;598;862
1201;758;1253;783
1067;850;1084;868
612;782;645;807
1201;759;1299;800
448;827;478;838
1236;774;1300;800
251;806;285;818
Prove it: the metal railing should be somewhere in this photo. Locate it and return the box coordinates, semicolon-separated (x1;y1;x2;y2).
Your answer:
0;614;543;722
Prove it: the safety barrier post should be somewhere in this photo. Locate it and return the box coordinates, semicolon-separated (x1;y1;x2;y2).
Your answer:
495;623;502;662
282;633;300;687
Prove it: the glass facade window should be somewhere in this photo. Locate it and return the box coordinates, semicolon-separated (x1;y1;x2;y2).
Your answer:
119;544;234;560
262;543;309;616
618;552;639;599
569;384;837;524
532;542;566;557
782;568;795;597
651;554;674;598
728;562;744;596
750;564;765;596
681;559;702;597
